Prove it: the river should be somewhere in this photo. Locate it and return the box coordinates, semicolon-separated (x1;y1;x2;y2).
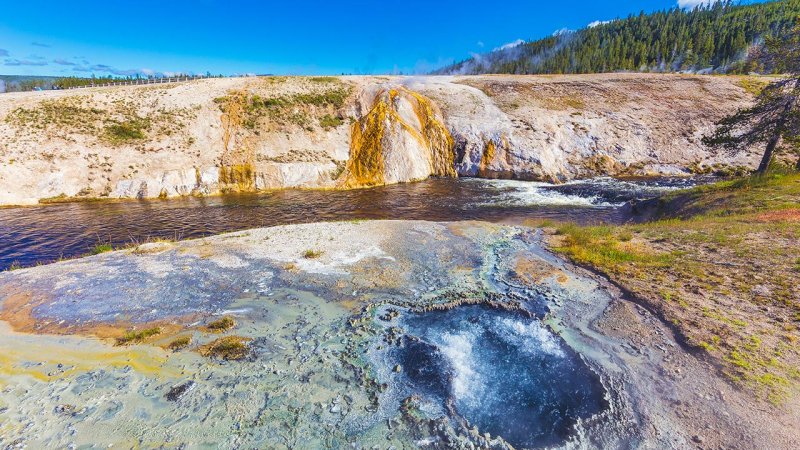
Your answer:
0;176;706;270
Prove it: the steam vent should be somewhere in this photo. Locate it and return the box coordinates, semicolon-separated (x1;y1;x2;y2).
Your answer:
343;87;456;188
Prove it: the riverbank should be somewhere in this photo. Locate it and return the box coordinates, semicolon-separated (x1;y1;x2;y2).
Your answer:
548;172;800;404
0;74;760;205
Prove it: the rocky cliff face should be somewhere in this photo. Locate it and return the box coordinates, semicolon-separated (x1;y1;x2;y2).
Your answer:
0;74;759;205
342;86;455;188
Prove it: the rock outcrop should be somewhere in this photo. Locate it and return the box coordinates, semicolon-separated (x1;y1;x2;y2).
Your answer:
0;74;760;205
343;86;455;188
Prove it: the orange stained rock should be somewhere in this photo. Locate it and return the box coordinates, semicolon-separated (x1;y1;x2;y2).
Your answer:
0;288;196;343
343;87;456;188
512;257;570;286
481;139;496;173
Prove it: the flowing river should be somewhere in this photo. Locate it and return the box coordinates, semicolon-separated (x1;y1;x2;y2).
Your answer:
0;176;705;270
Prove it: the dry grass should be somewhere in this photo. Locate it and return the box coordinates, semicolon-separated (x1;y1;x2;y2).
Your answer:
207;316;236;332
116;327;161;346
168;335;192;351
200;336;251;360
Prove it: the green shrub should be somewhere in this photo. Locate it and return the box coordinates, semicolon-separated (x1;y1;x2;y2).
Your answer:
168;335;192;350
319;114;344;129
202;336;251;360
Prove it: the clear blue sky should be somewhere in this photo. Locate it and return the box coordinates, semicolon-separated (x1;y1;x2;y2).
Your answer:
0;0;764;77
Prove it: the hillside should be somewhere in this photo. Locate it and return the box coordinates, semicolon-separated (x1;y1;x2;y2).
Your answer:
0;74;761;205
436;0;800;75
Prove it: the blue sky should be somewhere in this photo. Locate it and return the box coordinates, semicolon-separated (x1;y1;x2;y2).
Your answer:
0;0;762;77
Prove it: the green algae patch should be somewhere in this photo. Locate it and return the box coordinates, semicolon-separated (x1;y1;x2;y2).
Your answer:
480;139;496;173
206;316;236;332
0;322;177;385
116;327;162;346
218;163;256;191
201;336;251;360
38;194;107;205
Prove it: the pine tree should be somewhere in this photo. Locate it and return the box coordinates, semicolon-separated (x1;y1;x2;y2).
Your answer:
703;23;800;173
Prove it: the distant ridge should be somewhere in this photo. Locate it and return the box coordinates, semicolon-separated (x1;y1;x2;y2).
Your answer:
434;0;800;75
0;75;60;93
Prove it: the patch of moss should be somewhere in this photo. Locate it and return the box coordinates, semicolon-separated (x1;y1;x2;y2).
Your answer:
168;335;192;351
207;316;236;332
116;327;161;346
201;336;251;360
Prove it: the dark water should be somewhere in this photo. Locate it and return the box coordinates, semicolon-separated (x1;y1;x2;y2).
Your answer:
0;176;705;270
398;305;607;449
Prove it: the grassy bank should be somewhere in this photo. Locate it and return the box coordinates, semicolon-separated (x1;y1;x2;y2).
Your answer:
548;172;800;403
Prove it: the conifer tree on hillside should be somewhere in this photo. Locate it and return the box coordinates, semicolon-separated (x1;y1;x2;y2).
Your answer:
436;0;800;75
703;22;800;173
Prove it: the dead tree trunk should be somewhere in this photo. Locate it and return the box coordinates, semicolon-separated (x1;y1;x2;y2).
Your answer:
757;95;794;174
757;131;781;174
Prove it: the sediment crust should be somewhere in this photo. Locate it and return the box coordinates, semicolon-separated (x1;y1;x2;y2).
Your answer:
0;220;796;448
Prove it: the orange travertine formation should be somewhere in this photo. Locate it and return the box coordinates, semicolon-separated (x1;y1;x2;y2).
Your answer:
343;87;456;188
